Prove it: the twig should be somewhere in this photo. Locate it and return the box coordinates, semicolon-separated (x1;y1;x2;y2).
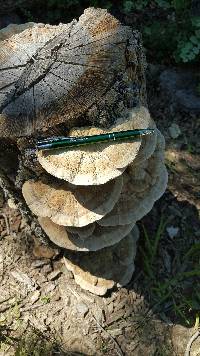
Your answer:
0;213;10;235
184;329;200;356
66;284;94;303
92;315;124;356
66;286;80;300
20;302;48;313
0;304;13;313
0;296;14;304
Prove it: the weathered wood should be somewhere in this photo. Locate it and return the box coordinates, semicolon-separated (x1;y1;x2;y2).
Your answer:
0;8;146;138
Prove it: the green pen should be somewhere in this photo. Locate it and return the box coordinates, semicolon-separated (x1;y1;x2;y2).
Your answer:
36;128;155;151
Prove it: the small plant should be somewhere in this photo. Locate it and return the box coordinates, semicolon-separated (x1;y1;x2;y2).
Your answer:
40;295;51;304
139;216;200;326
186;142;196;154
141;215;168;278
15;330;55;356
0;324;68;356
100;340;108;354
12;301;21;320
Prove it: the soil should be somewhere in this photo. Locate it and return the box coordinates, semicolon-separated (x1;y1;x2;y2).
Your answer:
0;9;200;356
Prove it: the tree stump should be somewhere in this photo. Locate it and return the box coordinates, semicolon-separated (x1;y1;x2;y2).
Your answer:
0;8;167;295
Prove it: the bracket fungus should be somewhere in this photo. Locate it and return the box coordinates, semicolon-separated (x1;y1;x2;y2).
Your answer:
65;224;95;239
38;217;135;251
37;106;151;185
0;8;168;296
22;175;123;227
63;226;139;296
98;131;168;226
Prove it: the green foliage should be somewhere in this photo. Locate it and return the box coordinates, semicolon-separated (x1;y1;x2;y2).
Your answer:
121;0;200;64
123;0;149;12
143;21;177;62
155;0;171;9
174;16;200;62
130;1;200;64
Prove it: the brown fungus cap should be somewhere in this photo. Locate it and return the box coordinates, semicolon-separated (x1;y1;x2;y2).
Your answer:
63;226;139;295
99;131;168;226
38;217;135;251
37;106;152;185
22;174;123;227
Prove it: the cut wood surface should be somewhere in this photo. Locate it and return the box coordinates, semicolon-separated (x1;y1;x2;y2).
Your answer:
0;8;146;138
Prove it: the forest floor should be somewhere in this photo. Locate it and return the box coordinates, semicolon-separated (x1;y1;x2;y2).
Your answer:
0;64;199;356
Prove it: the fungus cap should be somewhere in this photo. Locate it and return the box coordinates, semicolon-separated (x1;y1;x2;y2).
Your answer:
66;224;95;239
37;106;152;185
99;130;168;226
38;217;135;251
133;120;157;165
63;226;139;295
22;174;123;227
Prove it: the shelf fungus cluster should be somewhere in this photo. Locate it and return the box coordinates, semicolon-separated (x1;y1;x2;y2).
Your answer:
0;8;168;295
22;106;167;295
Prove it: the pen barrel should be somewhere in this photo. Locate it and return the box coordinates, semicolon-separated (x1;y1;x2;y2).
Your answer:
36;129;154;150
